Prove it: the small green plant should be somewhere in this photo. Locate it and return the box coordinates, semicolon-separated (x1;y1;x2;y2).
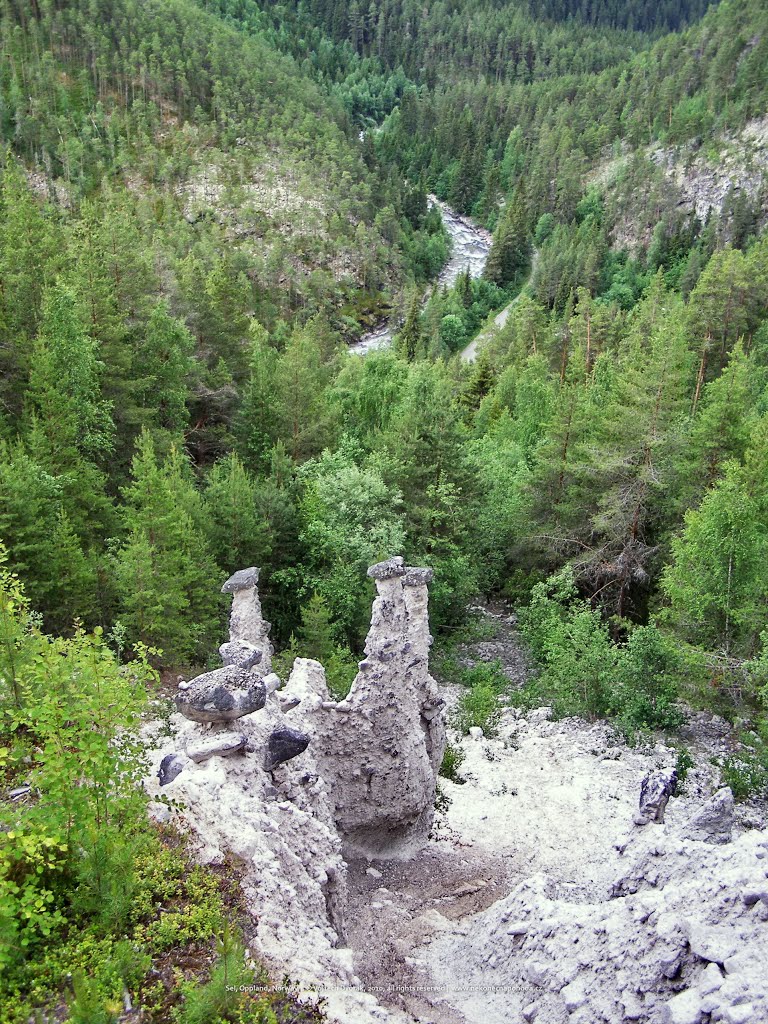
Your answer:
174;923;253;1024
674;747;695;793
439;743;466;783
456;679;501;736
67;972;122;1024
457;659;509;692
717;742;768;801
434;783;452;815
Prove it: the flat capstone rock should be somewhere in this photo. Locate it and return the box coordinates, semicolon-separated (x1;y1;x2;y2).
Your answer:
221;566;260;594
403;566;434;587
219;639;263;670
367;556;405;580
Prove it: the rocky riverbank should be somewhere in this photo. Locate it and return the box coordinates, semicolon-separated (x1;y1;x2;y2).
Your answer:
349;199;492;356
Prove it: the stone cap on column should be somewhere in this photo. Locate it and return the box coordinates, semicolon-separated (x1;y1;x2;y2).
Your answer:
221;567;260;594
403;567;434;587
367;556;406;580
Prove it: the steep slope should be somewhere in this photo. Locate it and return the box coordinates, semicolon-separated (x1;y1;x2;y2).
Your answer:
0;0;416;327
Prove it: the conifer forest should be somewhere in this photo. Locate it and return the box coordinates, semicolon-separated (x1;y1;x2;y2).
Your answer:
1;0;768;1021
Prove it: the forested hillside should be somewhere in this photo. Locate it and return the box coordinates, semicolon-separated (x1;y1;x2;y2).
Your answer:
0;0;765;688
1;0;768;1016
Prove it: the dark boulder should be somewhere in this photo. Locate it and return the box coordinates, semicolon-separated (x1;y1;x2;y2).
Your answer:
264;727;311;771
175;665;266;723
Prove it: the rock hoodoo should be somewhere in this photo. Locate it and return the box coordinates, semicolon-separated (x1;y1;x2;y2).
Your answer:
285;556;447;858
173;568;275;726
146;558;445;1024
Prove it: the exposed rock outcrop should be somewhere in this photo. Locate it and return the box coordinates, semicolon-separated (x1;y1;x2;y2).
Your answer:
146;559;444;1024
418;709;768;1024
682;787;734;845
285;557;446;859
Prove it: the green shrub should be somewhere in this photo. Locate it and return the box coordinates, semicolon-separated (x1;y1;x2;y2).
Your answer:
674;747;695;793
68;971;122;1024
456;679;501;735
716;726;768;800
434;783;452;815
456;659;509;693
519;571;616;718
718;754;768;801
520;571;685;731
439;743;466;783
611;625;684;735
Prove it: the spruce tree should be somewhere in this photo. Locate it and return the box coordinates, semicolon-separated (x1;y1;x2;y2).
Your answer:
0;158;59;420
0;441;99;632
115;432;221;665
275;320;336;463
234;322;280;473
135;301;196;446
27;284;115;467
662;417;768;655
204;453;272;575
484;192;530;287
396;291;423;362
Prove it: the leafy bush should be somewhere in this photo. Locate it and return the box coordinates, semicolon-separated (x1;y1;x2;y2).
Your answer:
718;753;768;801
716;721;768;801
519;569;615;718
519;570;683;731
674;747;695;793
456;679;501;736
439;743;466;783
0;555;156;970
611;625;685;735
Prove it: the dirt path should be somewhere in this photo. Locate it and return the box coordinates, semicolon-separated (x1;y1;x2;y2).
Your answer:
460;249;539;363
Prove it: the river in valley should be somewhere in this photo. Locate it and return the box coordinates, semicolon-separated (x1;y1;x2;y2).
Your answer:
348;195;492;355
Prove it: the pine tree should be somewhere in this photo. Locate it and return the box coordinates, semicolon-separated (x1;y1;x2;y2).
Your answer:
395;291;423;362
579;290;695;616
204;453;272;575
293;593;357;699
27;284;115;467
687;247;763;409
662;417;768;655
484;192;530;287
115;432;222;665
275;320;336;462
0;442;99;632
0;157;59;421
234;322;280;473
135;301;196;445
677;341;760;511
